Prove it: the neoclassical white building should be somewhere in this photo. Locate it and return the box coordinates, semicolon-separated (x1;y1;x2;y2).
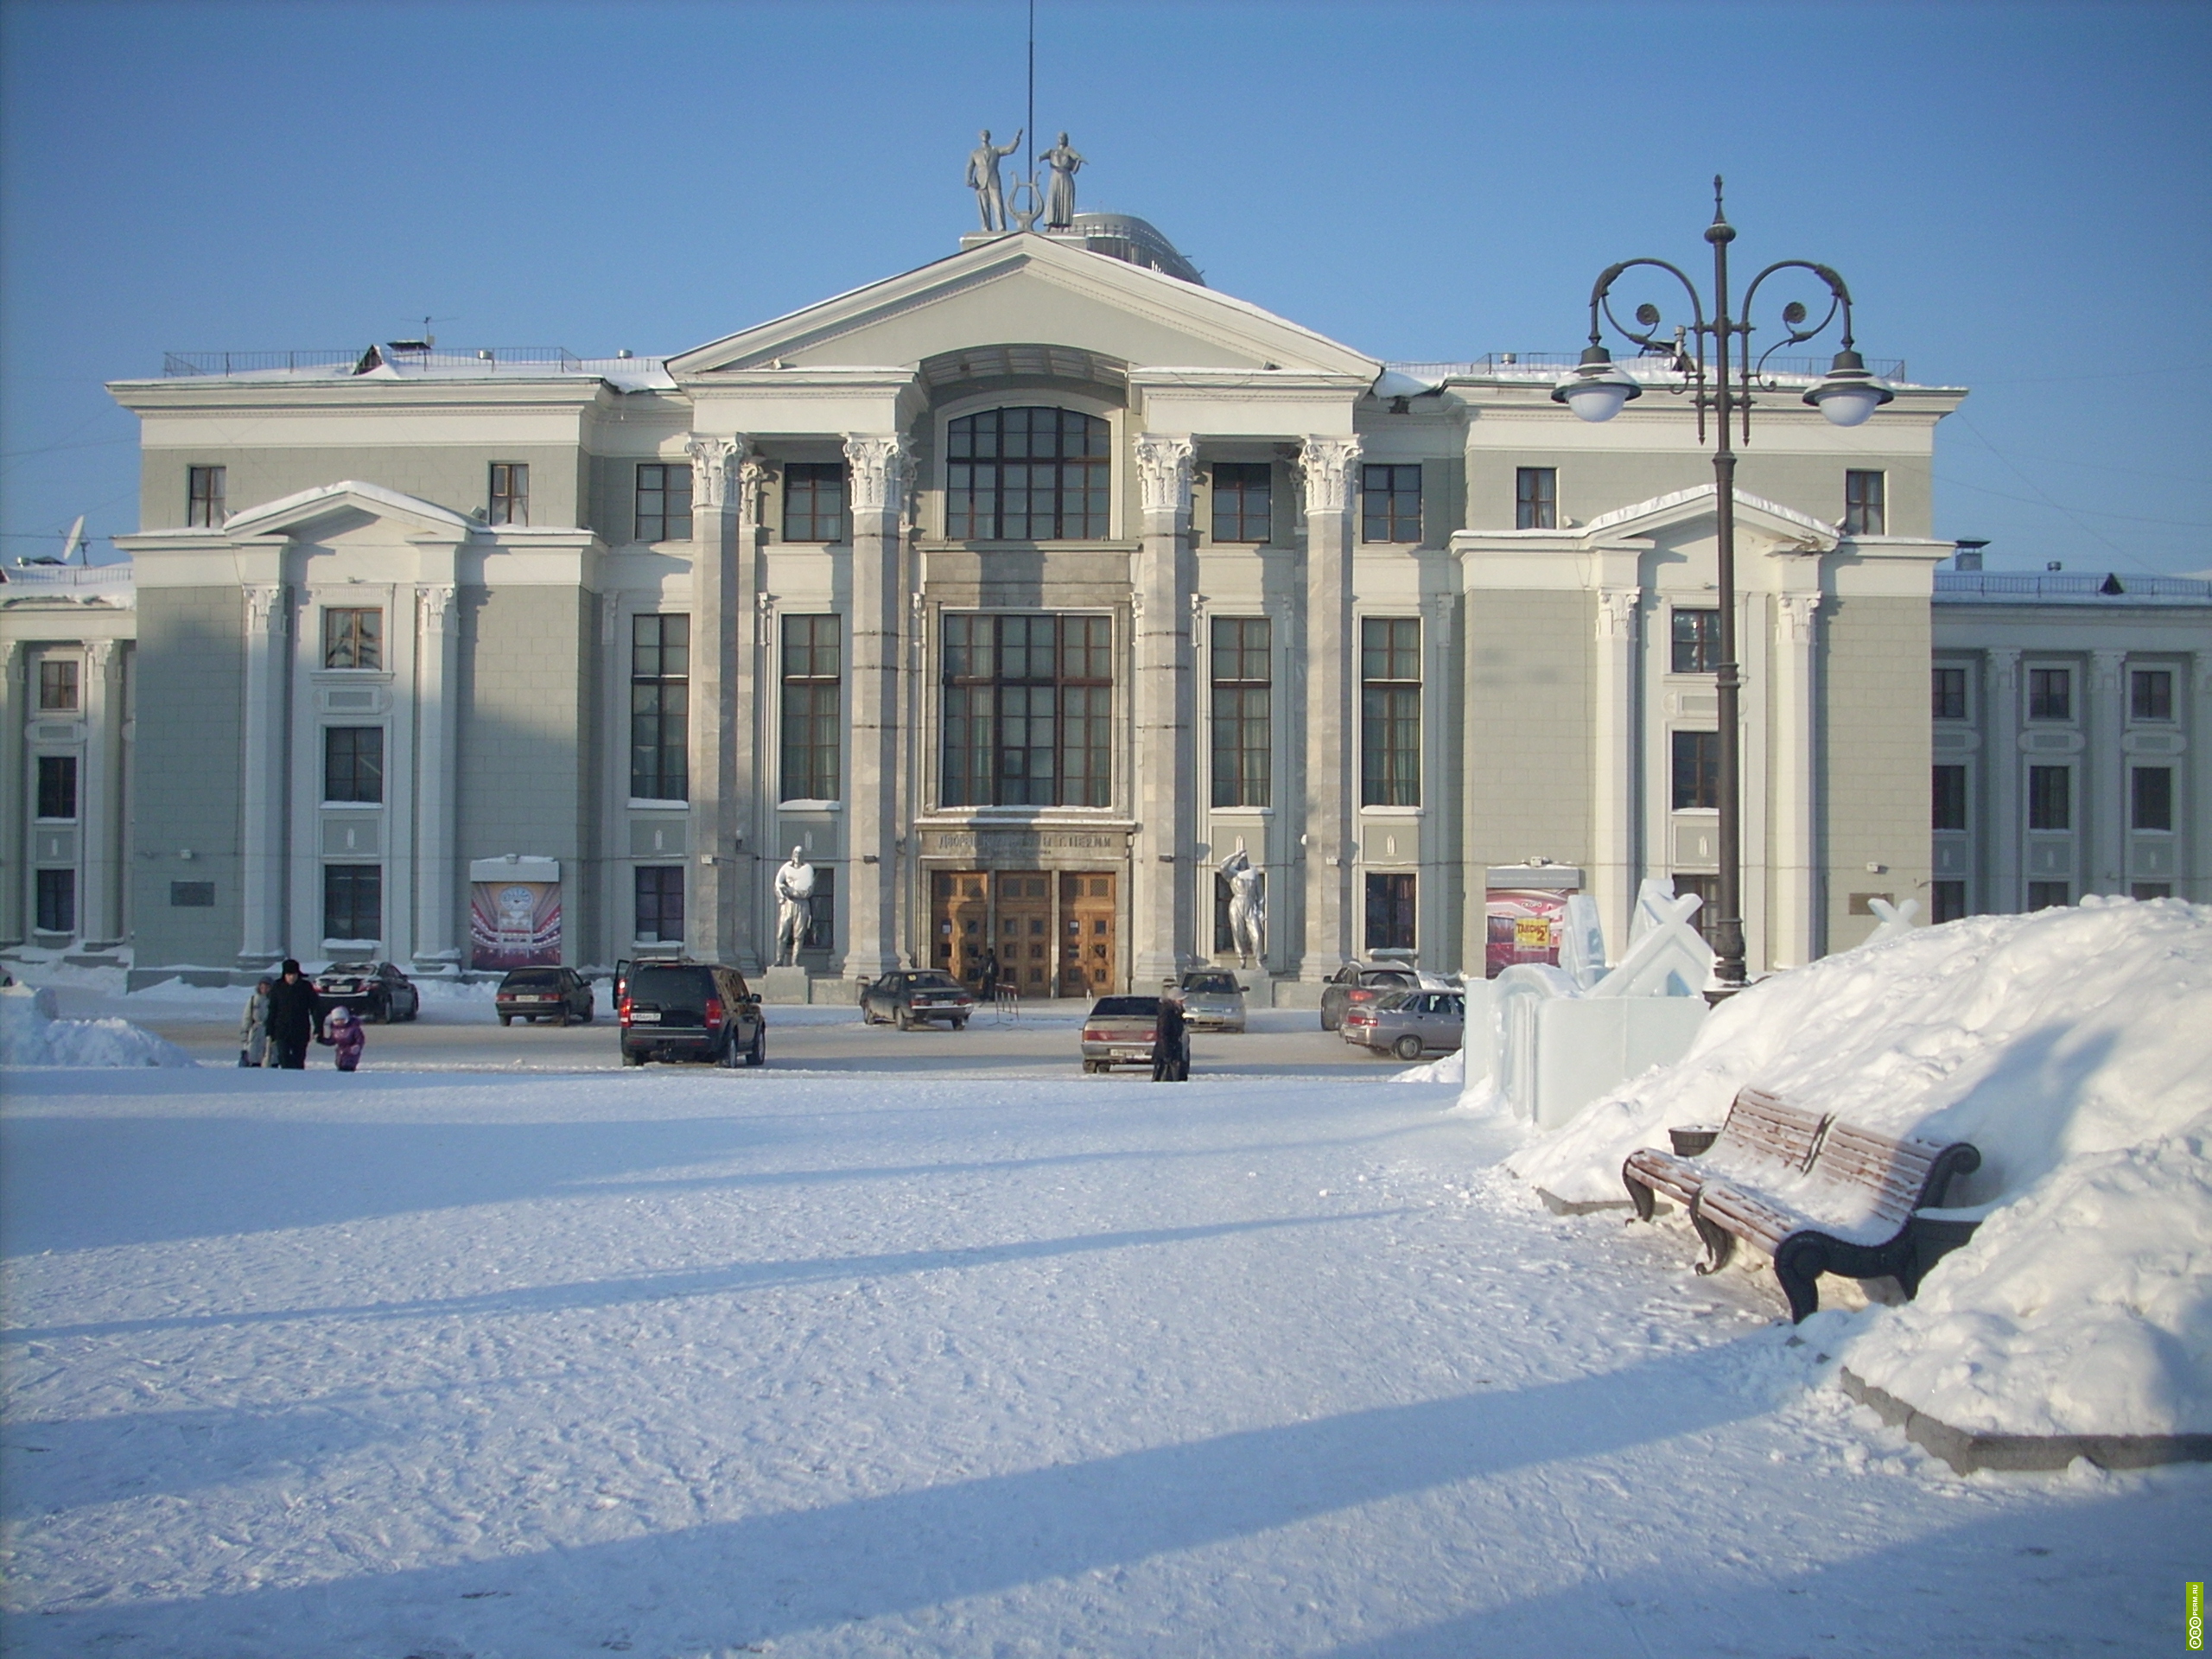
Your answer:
4;210;2202;992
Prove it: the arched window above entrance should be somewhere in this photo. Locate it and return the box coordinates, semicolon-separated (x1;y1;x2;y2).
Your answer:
945;408;1109;541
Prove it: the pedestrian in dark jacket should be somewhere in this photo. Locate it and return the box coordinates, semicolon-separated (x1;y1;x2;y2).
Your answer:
1152;987;1189;1083
264;960;321;1070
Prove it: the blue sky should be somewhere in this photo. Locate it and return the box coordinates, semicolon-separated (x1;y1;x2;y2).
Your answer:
3;0;2207;572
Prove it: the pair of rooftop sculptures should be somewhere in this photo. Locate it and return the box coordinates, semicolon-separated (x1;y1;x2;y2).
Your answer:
967;129;1084;234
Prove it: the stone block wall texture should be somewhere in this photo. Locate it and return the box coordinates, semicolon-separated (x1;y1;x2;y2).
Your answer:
143;445;582;531
1464;448;1931;540
131;588;245;967
1821;594;1934;950
1462;588;1595;873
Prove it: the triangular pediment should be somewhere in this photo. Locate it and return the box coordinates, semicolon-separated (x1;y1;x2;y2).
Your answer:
221;480;476;539
1581;484;1839;551
668;233;1379;383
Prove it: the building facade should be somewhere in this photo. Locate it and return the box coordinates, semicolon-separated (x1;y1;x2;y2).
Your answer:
8;214;2198;990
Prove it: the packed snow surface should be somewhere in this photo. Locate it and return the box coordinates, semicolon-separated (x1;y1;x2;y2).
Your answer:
1509;898;2212;1438
0;984;194;1068
4;1058;2206;1656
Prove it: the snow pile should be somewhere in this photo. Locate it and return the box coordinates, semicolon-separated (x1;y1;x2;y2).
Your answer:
1510;897;2212;1437
1392;1047;1465;1084
0;983;196;1068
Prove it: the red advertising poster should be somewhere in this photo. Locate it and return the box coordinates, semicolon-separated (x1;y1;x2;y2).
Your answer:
1485;887;1572;979
469;880;562;969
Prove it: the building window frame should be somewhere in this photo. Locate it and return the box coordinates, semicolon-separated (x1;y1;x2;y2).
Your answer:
35;754;79;821
322;726;385;805
2026;880;2070;912
939;612;1114;809
944;407;1110;542
1515;466;1557;531
1931;880;1967;924
802;867;837;953
630;613;690;803
1361;464;1422;543
779;614;842;803
1844;469;1885;535
488;461;530;527
35;868;75;934
1932;664;1970;721
322;863;383;943
2027;665;2073;722
633;865;685;945
1210;616;1272;809
2132;766;2174;833
1363;872;1417;956
322;607;383;671
782;461;849;543
1672;729;1720;811
2130;668;2175;722
1210;462;1273;543
1670;609;1720;675
2027;765;2072;831
1359;617;1421;807
188;464;226;528
633;461;693;544
1932;764;1968;832
37;658;80;711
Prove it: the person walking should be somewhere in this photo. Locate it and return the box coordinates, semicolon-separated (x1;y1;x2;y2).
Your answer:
238;977;272;1067
320;1004;365;1072
264;959;321;1071
979;947;1001;1002
1152;983;1189;1083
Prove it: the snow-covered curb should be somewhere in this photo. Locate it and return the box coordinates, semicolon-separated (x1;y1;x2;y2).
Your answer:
0;984;196;1067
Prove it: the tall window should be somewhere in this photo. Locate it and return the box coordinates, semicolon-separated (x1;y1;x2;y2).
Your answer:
634;866;684;944
634;462;692;543
1671;610;1719;674
2133;767;2174;832
803;868;836;952
2132;669;2174;721
1672;874;1721;944
1844;470;1885;535
188;465;226;527
1211;462;1272;543
1364;873;1417;955
1360;618;1421;806
35;869;75;933
2028;667;2071;721
1932;765;1967;831
488;462;529;526
780;614;842;801
783;462;848;542
1516;467;1557;530
2027;881;2070;912
323;608;382;671
1933;666;1968;721
1362;464;1421;543
631;614;690;801
36;755;78;819
945;409;1109;540
323;728;385;804
37;659;79;710
1211;616;1271;808
1931;880;1967;925
1672;731;1719;810
2027;766;2071;831
323;864;382;942
941;613;1112;807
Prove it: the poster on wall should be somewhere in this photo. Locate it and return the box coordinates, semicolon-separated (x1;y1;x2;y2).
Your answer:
1484;887;1573;980
469;881;561;969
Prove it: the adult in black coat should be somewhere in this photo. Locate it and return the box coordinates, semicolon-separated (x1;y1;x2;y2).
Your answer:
264;959;322;1070
1152;990;1188;1083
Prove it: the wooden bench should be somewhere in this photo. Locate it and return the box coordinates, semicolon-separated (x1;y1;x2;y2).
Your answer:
1623;1087;1982;1323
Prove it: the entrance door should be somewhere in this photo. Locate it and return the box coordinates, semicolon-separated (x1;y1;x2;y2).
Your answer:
931;870;990;984
994;873;1053;995
1058;870;1118;997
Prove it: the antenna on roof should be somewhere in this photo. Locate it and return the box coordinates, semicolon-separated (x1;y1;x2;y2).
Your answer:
1027;0;1036;212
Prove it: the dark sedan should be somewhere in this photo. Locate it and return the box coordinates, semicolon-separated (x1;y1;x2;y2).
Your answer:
310;961;420;1023
496;966;594;1026
860;969;976;1030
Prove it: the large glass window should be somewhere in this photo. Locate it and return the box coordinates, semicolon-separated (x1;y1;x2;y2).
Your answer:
634;866;684;944
2132;669;2174;721
1671;610;1719;674
2028;667;2072;721
2133;767;2174;832
323;608;382;671
1672;731;1719;810
2028;766;2071;831
188;465;226;527
35;868;75;933
1211;462;1272;543
1933;665;1968;721
783;462;847;542
1211;616;1271;808
634;462;692;543
780;614;842;802
36;755;78;819
1844;470;1885;535
323;864;382;942
1933;765;1967;831
1362;464;1421;543
1931;880;1967;924
1360;618;1421;806
940;613;1112;807
488;462;529;527
37;659;79;710
323;727;385;804
1516;467;1557;530
945;409;1109;540
1364;873;1416;955
631;614;690;802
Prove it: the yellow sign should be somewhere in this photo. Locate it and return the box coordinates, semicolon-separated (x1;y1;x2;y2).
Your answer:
1514;917;1552;950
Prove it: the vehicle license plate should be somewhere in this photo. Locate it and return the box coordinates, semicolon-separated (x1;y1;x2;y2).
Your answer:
630;1011;660;1022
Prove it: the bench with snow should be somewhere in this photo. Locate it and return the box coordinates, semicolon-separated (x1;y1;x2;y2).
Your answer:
1621;1087;1983;1323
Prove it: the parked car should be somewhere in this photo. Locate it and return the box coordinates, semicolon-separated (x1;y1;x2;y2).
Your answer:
860;969;976;1030
311;961;420;1023
496;966;594;1027
1318;962;1421;1031
1342;988;1466;1060
1080;995;1164;1073
1177;969;1246;1033
618;962;765;1067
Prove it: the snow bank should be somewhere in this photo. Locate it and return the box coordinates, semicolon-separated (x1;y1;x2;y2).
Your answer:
0;984;195;1068
1509;897;2212;1437
1392;1047;1465;1085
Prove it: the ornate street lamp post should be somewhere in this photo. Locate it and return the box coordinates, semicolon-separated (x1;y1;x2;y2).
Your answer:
1554;176;1891;997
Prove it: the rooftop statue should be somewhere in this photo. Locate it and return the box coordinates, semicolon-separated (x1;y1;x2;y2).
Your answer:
1039;132;1085;230
965;129;1022;233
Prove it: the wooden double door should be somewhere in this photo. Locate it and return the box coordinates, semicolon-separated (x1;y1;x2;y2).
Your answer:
930;869;1118;998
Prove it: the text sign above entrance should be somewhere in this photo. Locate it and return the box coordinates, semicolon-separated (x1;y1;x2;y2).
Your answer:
919;829;1130;861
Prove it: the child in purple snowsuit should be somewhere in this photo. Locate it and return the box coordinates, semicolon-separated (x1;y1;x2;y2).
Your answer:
321;1005;366;1071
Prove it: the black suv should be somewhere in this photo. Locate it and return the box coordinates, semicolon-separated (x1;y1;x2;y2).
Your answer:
618;962;766;1067
496;966;594;1026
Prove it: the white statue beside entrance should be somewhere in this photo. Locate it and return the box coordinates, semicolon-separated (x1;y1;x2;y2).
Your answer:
773;848;816;966
1220;849;1266;968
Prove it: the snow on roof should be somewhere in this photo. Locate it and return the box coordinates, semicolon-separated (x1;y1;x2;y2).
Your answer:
222;480;475;534
1934;570;2212;606
143;346;678;392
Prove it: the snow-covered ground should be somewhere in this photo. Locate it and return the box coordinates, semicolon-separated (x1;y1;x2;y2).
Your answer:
3;1060;2204;1656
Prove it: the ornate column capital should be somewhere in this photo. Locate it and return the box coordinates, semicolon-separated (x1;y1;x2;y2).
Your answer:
685;434;747;512
1989;645;2022;688
1595;587;1642;641
1777;591;1823;645
416;583;457;634
1133;433;1194;519
1297;435;1363;518
2090;645;2126;690
244;583;287;638
86;638;120;672
842;434;912;518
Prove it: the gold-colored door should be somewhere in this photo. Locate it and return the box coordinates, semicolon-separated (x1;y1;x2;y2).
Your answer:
932;871;990;983
995;873;1053;995
1058;871;1118;997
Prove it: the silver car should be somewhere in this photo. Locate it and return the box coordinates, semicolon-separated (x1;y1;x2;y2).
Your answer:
1343;988;1465;1060
1177;969;1247;1033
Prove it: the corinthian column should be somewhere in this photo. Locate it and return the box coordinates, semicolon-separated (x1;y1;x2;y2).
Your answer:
1771;591;1822;965
844;433;912;981
1986;649;2022;912
685;434;747;965
239;583;290;967
1299;435;1360;979
412;584;461;969
77;639;123;944
1132;434;1196;985
2088;647;2126;897
1592;587;1641;957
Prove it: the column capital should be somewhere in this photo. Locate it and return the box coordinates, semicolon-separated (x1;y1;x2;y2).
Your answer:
1777;591;1823;644
243;583;287;637
416;583;457;633
842;433;912;517
1595;587;1642;641
2090;645;2126;689
1297;435;1363;518
685;434;748;512
1134;433;1194;519
85;638;120;672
